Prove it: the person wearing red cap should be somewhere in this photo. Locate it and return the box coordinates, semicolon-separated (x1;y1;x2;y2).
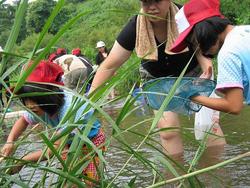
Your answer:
48;52;58;63
56;48;67;56
71;47;93;68
54;53;93;91
0;60;105;185
89;0;224;156
171;0;250;115
72;48;81;56
47;48;67;64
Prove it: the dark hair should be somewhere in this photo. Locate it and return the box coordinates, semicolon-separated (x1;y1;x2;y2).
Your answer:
17;83;65;116
191;16;231;54
98;47;108;54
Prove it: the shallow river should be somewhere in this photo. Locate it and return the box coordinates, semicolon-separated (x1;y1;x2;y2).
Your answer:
1;102;250;187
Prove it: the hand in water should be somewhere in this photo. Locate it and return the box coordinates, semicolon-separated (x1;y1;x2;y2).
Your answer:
1;142;15;157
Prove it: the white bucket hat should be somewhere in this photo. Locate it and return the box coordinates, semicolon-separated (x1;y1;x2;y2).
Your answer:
0;46;3;52
96;41;105;48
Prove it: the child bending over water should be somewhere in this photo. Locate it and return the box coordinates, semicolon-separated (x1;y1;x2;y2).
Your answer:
1;60;105;187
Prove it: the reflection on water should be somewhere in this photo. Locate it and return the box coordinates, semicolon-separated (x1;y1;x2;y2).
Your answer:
1;102;250;187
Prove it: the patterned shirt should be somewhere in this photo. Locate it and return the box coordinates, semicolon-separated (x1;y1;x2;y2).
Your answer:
216;25;250;104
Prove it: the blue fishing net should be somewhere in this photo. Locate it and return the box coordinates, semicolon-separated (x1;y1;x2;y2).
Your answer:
142;77;216;116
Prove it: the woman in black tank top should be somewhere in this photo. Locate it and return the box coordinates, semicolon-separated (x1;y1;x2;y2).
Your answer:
90;0;225;157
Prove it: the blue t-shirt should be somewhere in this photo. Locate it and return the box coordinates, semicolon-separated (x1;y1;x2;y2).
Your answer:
216;25;250;104
23;92;101;139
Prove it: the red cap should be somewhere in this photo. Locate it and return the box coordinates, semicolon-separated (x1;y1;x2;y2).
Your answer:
56;48;67;55
72;48;81;56
26;60;64;85
170;0;222;53
48;53;57;62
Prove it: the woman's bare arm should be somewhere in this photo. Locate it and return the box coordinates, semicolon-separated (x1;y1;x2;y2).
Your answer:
89;41;132;93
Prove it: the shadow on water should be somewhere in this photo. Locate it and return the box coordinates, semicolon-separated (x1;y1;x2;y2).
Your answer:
1;101;250;187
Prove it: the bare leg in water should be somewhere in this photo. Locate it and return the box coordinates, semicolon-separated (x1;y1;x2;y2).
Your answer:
155;111;183;157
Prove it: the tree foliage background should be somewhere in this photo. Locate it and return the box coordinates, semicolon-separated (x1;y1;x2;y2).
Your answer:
1;0;249;57
0;0;249;92
1;0;249;54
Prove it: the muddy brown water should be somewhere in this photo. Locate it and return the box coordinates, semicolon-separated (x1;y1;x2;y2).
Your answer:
1;103;250;187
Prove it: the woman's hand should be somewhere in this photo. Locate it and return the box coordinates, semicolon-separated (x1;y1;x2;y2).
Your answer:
196;51;213;79
200;65;213;79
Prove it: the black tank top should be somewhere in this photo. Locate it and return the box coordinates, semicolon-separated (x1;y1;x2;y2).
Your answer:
116;15;198;77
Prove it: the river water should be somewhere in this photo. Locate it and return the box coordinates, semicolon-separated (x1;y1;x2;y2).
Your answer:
1;103;250;187
103;104;250;187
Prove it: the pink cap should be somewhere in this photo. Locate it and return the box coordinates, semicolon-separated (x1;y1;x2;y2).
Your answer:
170;0;222;53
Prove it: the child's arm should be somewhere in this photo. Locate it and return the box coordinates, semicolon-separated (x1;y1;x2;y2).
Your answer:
7;137;62;174
21;139;61;162
192;87;244;114
1;116;29;156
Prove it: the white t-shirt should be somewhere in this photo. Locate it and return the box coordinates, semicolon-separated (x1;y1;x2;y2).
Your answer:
54;54;87;75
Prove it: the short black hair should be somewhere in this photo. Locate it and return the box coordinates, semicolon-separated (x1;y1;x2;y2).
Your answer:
189;16;231;54
17;83;65;116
